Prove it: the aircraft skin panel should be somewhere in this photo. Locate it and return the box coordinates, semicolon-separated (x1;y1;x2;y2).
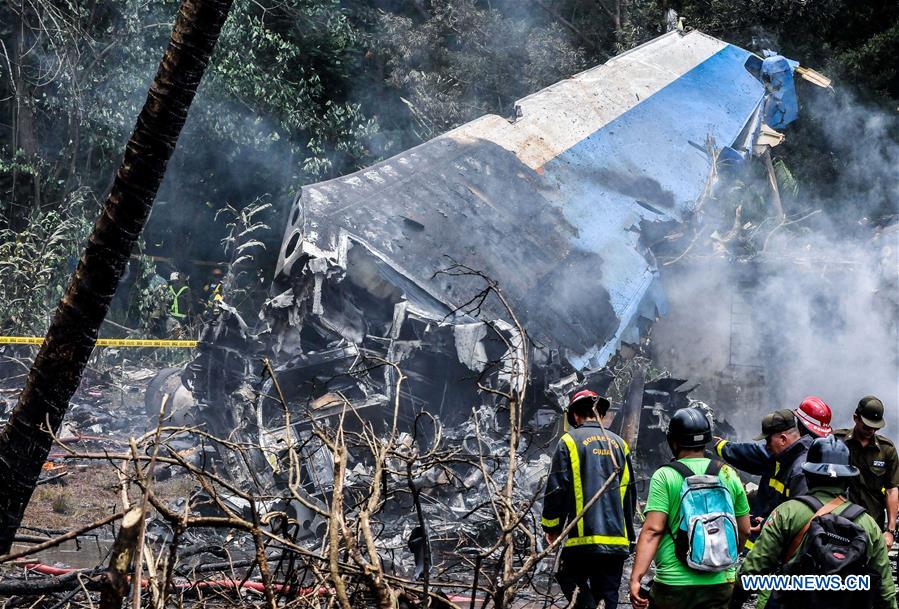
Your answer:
455;30;731;170
273;32;796;369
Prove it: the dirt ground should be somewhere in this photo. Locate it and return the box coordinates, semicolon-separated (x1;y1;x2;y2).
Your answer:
21;462;194;533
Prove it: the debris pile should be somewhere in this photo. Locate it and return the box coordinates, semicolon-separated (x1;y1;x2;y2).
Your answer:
142;28;798;574
0;29;823;607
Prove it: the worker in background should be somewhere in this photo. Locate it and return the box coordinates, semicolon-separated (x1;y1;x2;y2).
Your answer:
167;271;193;335
629;408;750;609
714;408;814;537
732;435;897;609
541;390;636;609
202;267;224;321
833;396;899;549
145;267;171;338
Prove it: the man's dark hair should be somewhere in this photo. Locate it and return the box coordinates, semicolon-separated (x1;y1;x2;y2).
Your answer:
570;396;610;418
570;398;595;419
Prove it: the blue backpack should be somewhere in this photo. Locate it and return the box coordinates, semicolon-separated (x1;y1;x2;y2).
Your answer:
664;460;740;572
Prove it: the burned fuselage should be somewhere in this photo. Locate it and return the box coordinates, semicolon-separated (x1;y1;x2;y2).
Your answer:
161;31;814;553
258;30;806;428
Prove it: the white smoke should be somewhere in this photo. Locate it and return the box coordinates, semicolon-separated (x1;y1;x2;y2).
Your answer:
651;88;899;439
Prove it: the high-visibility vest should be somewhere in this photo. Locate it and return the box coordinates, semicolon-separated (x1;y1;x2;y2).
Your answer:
541;423;634;553
169;285;188;318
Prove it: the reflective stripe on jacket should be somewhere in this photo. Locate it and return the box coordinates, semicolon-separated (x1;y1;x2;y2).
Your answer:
715;435;812;519
541;421;636;554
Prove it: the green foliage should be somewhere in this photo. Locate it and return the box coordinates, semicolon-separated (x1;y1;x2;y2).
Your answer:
198;0;381;180
837;22;899;98
370;0;587;137
1;0;382;272
215;198;272;314
0;192;95;335
773;158;799;198
129;251;172;339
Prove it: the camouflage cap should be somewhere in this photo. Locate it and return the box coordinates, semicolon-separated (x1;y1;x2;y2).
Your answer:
856;395;886;429
753;409;798;441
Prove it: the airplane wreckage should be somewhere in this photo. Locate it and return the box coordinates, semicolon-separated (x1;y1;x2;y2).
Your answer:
149;31;826;551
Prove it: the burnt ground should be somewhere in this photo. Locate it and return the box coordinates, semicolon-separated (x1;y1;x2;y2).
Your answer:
0;359;841;608
10;461;766;609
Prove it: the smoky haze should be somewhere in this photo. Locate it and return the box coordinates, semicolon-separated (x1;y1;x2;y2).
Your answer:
652;88;899;438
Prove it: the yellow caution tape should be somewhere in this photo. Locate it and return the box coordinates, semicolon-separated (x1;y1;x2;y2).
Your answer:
0;336;197;348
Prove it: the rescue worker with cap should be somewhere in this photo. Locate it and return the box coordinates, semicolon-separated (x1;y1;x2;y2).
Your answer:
713;408;815;538
714;398;832;464
731;435;897;609
541;390;636;609
629;407;751;609
833;395;899;549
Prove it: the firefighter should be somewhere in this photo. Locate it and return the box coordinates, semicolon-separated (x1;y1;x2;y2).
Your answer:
793;396;833;437
713;408;814;536
732;435;897;609
833;396;899;547
541;390;636;609
713;398;831;475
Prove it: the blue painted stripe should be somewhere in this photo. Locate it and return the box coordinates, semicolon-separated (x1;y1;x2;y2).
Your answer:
536;44;765;365
542;44;764;232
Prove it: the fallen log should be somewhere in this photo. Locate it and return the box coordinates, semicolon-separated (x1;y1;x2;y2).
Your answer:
0;568;104;595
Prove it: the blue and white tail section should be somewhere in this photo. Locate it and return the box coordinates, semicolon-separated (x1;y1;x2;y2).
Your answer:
276;31;806;371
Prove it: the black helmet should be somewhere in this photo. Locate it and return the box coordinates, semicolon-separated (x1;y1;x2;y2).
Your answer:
667;408;712;448
801;435;860;478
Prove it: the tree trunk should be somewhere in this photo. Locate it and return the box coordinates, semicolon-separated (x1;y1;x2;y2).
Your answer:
99;508;143;609
0;0;234;553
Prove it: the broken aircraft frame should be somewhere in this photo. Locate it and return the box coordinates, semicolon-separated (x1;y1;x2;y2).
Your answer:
155;30;821;549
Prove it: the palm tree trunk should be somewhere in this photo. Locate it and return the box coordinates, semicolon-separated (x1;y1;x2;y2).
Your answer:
0;0;234;553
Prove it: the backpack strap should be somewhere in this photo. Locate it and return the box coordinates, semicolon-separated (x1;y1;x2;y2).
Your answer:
662;460;695;538
840;503;867;522
663;460;695;480
704;459;724;477
783;495;846;564
792;495;825;512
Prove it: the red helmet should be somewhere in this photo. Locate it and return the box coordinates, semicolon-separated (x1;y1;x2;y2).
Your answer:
565;390;610;426
794;396;833;437
569;389;599;408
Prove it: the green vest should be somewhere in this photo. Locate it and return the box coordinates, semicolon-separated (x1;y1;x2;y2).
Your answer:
168;285;188;318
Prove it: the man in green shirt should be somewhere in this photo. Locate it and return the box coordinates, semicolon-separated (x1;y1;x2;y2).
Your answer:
630;408;751;609
734;435;897;609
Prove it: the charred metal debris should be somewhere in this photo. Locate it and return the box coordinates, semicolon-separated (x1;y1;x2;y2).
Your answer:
146;31;821;575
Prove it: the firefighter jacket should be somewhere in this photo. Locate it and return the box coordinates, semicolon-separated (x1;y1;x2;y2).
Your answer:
540;421;636;555
714;434;812;520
